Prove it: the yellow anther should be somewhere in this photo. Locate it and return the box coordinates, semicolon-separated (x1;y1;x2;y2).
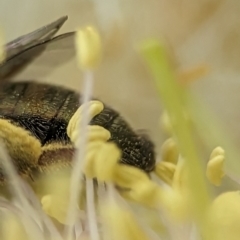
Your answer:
67;100;104;144
72;125;111;148
154;161;176;185
83;141;105;179
114;165;149;189
123;180;162;208
75;26;102;70
206;191;240;240
83;141;121;182
210;146;225;159
41;194;81;224
87;125;111;142
86;140;106;154
206;147;225;186
207;156;225;186
160;138;179;164
41;194;67;224
94;142;121;182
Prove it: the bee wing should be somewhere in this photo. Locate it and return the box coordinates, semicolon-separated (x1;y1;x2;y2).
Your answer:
0;16;76;80
5;16;68;60
0;32;75;80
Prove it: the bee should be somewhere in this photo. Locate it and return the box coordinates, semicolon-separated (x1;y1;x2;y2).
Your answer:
0;16;155;184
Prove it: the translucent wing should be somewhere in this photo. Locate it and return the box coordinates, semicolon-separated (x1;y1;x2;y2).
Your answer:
0;16;75;80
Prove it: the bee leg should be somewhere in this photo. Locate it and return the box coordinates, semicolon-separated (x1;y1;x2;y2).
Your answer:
67;100;104;145
0;119;42;182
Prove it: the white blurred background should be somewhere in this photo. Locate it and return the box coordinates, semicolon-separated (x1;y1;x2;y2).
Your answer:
1;0;240;154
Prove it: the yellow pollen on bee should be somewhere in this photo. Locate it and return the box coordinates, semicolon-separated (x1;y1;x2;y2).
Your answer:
0;119;42;166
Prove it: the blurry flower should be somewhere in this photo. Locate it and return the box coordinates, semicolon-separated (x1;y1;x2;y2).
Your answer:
206;146;225;186
206;191;240;240
2;5;240;240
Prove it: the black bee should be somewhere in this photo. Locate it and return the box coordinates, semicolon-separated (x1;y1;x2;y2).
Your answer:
0;16;155;183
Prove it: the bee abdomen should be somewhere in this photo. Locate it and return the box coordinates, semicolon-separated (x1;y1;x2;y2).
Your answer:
90;106;156;172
